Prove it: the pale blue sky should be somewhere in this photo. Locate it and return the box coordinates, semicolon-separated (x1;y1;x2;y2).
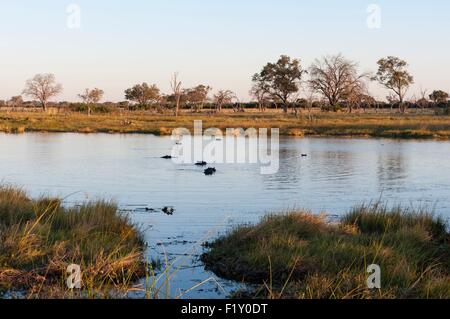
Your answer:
0;0;449;102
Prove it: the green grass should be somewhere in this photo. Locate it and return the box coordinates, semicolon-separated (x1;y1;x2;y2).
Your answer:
201;204;450;299
0;185;146;298
2;110;450;139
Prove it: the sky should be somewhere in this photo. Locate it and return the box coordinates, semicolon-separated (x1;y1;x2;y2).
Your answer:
0;0;449;102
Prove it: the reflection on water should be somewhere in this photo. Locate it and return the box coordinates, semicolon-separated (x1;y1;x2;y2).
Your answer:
1;133;450;298
377;142;408;192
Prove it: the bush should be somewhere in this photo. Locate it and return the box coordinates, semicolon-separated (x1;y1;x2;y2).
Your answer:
322;104;343;112
434;103;450;116
69;103;115;114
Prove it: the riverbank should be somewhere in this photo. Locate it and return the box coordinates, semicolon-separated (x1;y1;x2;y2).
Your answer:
201;205;450;299
0;186;146;298
1;111;450;139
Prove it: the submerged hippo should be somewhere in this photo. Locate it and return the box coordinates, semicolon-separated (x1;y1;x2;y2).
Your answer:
195;161;208;166
162;207;175;215
204;167;216;176
161;155;173;159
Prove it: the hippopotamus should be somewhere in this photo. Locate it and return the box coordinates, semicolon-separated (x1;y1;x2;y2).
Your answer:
162;207;175;215
204;167;217;176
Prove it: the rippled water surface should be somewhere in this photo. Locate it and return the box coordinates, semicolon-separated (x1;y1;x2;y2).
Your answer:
1;133;450;298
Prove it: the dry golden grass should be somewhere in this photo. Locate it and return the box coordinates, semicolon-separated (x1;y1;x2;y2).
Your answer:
1;109;450;139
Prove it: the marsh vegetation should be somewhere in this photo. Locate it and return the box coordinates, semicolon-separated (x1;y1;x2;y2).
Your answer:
0;185;146;298
202;205;450;299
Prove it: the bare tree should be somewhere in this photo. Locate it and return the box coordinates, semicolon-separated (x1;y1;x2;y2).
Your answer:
170;73;183;117
344;80;370;113
232;95;246;113
23;74;63;111
416;88;429;111
78;88;104;115
308;54;368;110
360;93;377;113
213;90;235;113
250;73;271;112
304;89;318;121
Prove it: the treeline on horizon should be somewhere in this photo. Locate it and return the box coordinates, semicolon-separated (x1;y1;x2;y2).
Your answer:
1;54;450;115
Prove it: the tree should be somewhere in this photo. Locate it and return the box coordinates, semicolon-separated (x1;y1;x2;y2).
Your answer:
372;56;414;113
9;95;23;108
253;55;306;113
23;73;63;111
385;93;399;110
124;83;160;108
170;73;183;117
417;88;429;111
344;81;370;113
360;94;377;112
429;90;449;105
184;85;211;112
213;90;235;112
308;54;368;110
78;88;104;115
303;89;318;121
250;73;271;112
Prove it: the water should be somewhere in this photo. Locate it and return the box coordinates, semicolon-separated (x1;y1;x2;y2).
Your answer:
1;133;450;298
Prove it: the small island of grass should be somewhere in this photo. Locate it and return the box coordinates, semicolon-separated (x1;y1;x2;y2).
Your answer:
0;185;146;298
201;205;450;299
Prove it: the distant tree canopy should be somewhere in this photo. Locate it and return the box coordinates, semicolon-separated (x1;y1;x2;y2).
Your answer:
373;56;414;113
124;83;160;107
429;90;449;104
253;55;306;113
23;73;63;111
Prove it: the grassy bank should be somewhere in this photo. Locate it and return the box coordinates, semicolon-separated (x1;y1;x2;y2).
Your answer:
0;185;146;298
201;205;450;299
1;110;450;139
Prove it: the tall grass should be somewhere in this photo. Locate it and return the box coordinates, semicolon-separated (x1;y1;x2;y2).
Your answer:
202;205;450;299
343;203;448;242
0;185;146;298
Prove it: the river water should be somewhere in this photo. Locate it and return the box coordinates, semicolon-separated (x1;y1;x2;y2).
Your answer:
1;133;449;298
